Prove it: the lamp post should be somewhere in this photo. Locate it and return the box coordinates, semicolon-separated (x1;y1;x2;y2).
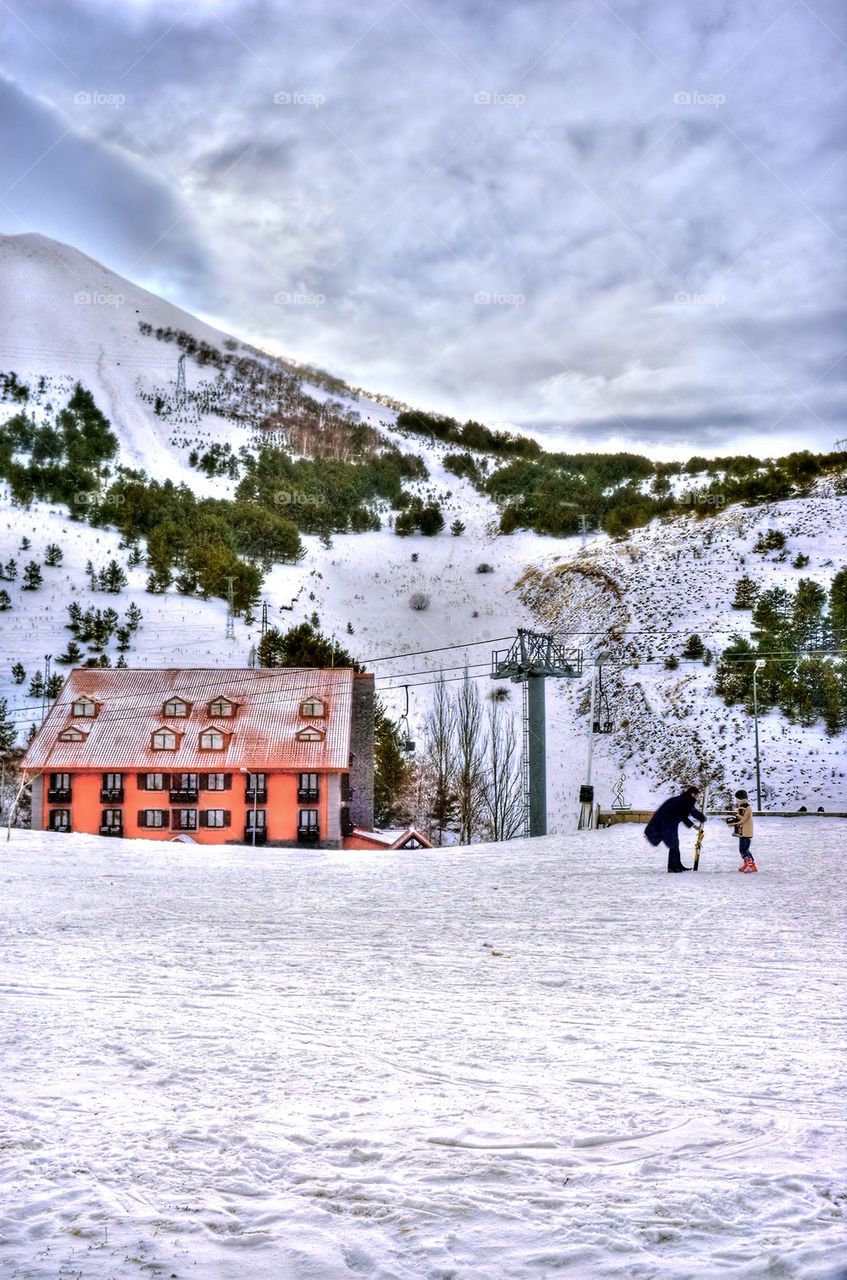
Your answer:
753;660;764;812
240;766;257;847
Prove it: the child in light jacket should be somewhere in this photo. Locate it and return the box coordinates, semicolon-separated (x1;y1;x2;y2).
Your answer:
725;789;756;872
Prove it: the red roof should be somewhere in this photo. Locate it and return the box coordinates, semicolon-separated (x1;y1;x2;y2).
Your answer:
22;667;358;772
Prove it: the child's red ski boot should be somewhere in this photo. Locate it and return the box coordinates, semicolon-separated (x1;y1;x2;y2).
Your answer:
738;859;758;873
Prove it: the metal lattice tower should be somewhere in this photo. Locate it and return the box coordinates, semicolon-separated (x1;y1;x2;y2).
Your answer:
491;629;583;837
225;576;236;640
260;601;269;639
175;354;186;407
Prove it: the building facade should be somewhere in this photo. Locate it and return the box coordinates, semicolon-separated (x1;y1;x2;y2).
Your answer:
22;667;374;848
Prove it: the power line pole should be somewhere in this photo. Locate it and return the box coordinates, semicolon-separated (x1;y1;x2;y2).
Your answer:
225;577;235;641
260;601;268;639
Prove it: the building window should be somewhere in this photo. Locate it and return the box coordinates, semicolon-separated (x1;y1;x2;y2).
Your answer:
208;698;236;718
199;728;226;751
48;773;72;802
58;726;86;742
245;808;266;830
138;772;168;791
101;773;124;803
100;809;123;833
295;726;324;742
49;809;71;832
300;696;326;718
170;773;199;800
138;809;167;828
152;728;178;750
298;808;320;842
171;809;197;831
71;698;97;717
201;810;231;828
163;698;190;717
298;772;319;802
244;773;267;798
203;773;230;791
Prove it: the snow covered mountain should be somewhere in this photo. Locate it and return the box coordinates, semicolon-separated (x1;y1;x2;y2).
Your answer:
2;233;846;821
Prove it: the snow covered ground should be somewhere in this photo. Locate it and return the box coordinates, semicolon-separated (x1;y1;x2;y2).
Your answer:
2;820;845;1280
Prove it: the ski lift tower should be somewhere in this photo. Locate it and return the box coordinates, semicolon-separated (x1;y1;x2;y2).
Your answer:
491;629;583;837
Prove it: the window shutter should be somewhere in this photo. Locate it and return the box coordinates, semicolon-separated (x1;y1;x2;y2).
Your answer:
199;811;208;828
223;810;231;827
137;810;146;828
199;773;208;790
136;774;147;790
162;773;171;790
223;774;232;790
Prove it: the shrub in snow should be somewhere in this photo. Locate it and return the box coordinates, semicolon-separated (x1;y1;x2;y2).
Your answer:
409;593;430;611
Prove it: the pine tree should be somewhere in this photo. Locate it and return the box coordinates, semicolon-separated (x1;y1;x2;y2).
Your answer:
127;545;143;567
115;625;131;651
731;575;758;610
85;559;98;590
4;559;17;581
258;622;361;670
20;537;30;551
0;590;11;611
828;567;847;644
11;662;25;684
146;566;173;594
373;701;411;827
44;543;63;566
450;519;465;536
0;696;16;755
125;602;143;631
21;562;42;590
45;673;64;699
102;559;128;593
682;634;705;659
28;671;45;698
56;640;84;665
66;601;82;631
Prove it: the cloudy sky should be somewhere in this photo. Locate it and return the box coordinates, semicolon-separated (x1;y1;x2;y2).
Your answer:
1;0;845;457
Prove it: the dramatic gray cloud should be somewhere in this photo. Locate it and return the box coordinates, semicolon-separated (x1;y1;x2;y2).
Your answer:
1;0;845;457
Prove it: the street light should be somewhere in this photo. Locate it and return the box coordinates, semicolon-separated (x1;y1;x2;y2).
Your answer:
240;766;257;847
753;660;765;812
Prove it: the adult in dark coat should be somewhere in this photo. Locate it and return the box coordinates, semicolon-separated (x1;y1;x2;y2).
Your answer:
644;786;706;872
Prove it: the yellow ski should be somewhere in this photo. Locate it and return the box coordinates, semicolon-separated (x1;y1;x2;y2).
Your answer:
693;787;708;871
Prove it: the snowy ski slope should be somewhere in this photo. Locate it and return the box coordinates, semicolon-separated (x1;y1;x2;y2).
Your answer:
1;820;845;1279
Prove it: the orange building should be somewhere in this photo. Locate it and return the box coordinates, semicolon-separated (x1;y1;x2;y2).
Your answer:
22;667;375;848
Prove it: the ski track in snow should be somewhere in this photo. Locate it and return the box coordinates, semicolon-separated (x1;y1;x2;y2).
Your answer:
1;821;845;1279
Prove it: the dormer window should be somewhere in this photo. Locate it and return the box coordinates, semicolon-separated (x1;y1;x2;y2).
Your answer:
163;698;191;718
72;698;98;717
58;725;88;742
296;725;325;742
300;696;326;718
199;728;227;751
208;697;236;718
152;727;179;751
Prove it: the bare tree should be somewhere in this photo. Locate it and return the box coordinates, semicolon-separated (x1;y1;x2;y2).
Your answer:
420;672;457;845
480;702;524;842
454;669;486;844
